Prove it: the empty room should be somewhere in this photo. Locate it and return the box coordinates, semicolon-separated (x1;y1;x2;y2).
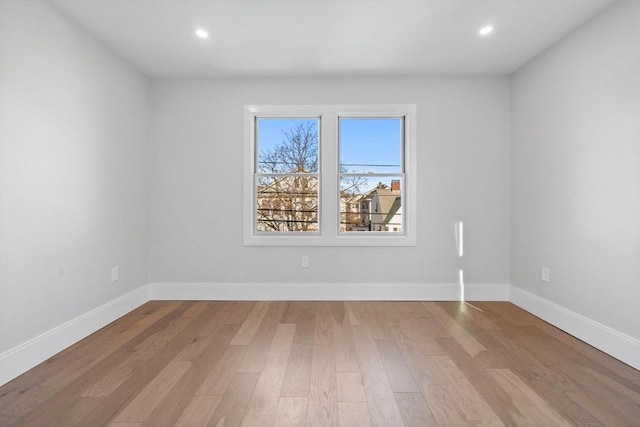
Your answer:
0;0;638;426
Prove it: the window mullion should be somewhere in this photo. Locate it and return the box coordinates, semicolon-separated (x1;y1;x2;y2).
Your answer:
320;112;338;238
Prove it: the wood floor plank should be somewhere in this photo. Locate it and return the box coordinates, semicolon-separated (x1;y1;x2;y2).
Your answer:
357;302;393;340
112;361;192;423
490;320;630;426
206;372;259;427
475;301;541;327
437;302;503;349
136;301;187;326
522;324;640;393
329;301;347;324
474;346;530;370
282;301;315;323
580;365;640;404
180;301;211;319
74;335;196;426
237;301;287;373
388;309;448;358
436;337;524;425
394;392;438;427
13;395;104;427
197;345;247;397
378;301;405;323
490;330;603;426
81;352;145;399
0;303;184;425
332;303;360;373
549;360;640;422
83;317;193;397
240;323;296;426
336;372;367;402
567;391;640;427
345;302;362;326
314;302;335;345
338;401;372;427
230;301;270;345
422;302;486;357
423;356;504;426
13;316;193;426
64;396;106;426
224;302;258;325
488;368;573;426
396;334;502;426
401;313;450;340
141;323;242;427
351;325;405;427
387;321;446;361
274;397;308;427
280;302;315;397
376;339;420;393
534;321;640;388
172;302;236;361
108;423;142;427
306;344;338;427
387;343;448;425
454;302;503;331
174;395;222;427
132;318;194;358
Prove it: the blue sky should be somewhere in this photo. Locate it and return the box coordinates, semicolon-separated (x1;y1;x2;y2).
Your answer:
257;118;318;167
339;118;402;174
257;117;402;175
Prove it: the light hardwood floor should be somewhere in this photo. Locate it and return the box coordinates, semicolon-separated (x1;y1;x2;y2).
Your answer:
1;301;638;426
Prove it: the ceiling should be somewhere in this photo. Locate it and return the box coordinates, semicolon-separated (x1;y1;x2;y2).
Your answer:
52;0;613;78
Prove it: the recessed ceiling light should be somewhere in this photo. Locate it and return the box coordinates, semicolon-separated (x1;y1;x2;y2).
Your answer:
195;29;209;39
478;26;494;36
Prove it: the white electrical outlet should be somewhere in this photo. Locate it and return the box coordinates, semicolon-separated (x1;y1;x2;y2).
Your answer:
111;266;119;282
301;256;309;269
541;266;550;282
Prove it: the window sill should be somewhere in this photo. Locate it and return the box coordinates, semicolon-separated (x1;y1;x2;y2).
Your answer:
244;234;416;247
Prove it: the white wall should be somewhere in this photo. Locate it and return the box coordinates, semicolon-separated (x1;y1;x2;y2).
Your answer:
0;1;150;354
149;76;510;286
511;1;640;339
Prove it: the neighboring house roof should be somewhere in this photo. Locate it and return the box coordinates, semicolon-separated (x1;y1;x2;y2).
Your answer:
383;197;402;225
372;187;401;217
340;191;360;203
257;174;317;195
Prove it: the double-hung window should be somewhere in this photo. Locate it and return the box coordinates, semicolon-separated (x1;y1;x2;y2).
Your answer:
244;105;416;246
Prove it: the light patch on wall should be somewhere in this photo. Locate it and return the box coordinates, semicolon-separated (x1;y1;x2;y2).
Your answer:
478;25;494;36
195;28;209;39
455;220;464;257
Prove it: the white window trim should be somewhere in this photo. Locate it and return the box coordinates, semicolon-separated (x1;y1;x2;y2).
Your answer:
243;104;417;246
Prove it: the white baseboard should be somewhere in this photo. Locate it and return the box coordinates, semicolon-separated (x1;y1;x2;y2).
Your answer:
0;285;150;387
149;282;510;302
510;285;640;370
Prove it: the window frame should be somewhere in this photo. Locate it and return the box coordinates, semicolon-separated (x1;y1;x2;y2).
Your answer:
337;115;405;235
254;116;321;235
243;104;417;246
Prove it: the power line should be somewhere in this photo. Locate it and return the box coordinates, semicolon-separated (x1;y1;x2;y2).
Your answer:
340;163;400;167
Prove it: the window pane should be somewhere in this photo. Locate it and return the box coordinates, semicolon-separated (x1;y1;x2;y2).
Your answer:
339;118;402;174
257;175;318;232
340;177;403;232
257;118;319;174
